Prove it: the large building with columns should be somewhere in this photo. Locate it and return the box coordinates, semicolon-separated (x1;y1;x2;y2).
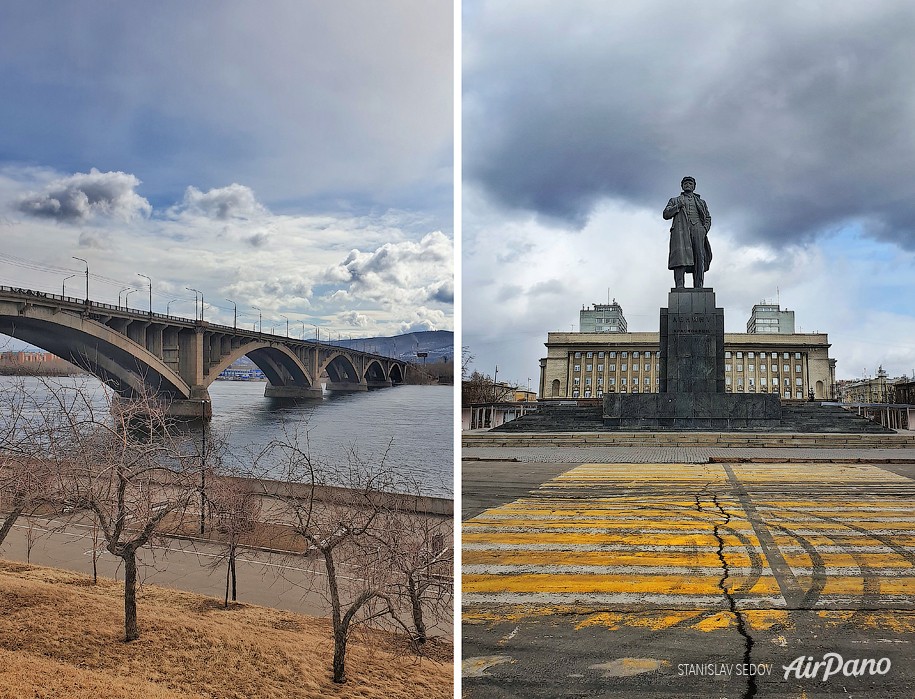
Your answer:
538;331;837;402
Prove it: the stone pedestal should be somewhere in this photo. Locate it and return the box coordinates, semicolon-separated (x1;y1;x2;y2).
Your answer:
604;287;781;430
264;384;324;399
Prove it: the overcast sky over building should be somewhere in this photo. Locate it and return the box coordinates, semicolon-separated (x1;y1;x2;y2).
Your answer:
463;0;915;387
0;2;453;342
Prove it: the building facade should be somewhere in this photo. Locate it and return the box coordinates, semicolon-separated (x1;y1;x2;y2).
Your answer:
746;303;795;334
579;301;628;333
539;331;836;402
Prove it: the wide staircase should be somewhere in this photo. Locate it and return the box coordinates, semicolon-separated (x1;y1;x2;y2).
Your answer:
492;401;894;434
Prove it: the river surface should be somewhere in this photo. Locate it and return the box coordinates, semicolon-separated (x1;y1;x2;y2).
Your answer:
1;376;454;497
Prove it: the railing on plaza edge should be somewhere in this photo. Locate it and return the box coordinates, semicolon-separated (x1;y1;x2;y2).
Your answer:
0;285;402;364
824;401;912;430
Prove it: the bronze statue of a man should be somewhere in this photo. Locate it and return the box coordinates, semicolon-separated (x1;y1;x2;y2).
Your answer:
663;176;712;288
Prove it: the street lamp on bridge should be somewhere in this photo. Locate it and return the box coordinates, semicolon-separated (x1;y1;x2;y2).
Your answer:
186;288;203;322
166;299;179;315
252;306;262;333
119;286;134;309
62;273;78;296
137;273;152;314
125;288;138;309
224;298;237;329
298;320;306;340
280;314;289;337
72;256;88;302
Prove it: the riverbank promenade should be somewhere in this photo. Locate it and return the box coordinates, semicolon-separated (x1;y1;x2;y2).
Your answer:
462;429;915;698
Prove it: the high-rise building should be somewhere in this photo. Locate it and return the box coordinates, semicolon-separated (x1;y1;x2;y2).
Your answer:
579;300;628;333
747;303;795;334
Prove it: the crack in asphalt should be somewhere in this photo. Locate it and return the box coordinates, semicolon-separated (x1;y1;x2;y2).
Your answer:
696;491;757;699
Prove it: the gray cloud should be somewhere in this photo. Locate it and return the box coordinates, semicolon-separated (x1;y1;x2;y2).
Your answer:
174;184;267;220
17;169;151;223
465;1;915;249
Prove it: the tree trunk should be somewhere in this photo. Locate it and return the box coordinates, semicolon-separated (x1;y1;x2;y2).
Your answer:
123;551;139;641
224;556;230;608
324;549;347;683
0;505;24;546
332;629;348;683
230;552;237;602
408;575;427;644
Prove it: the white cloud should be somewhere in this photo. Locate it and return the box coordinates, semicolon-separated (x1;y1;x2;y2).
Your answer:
171;184;268;221
16;169;151;223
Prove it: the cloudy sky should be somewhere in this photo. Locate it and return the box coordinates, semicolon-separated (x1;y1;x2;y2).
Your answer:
0;2;453;342
463;0;915;387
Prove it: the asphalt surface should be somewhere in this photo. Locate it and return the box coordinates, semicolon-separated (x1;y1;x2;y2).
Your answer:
462;456;915;698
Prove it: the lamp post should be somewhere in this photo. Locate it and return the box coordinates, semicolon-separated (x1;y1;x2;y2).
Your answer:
72;257;89;301
186;288;202;321
252;306;262;333
62;273;78;296
225;299;237;329
125;288;138;309
166;299;179;315
313;324;320;342
298;320;306;340
280;314;289;337
137;273;152;314
119;286;134;309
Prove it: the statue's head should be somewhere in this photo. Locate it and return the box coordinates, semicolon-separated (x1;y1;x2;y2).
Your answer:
681;176;696;191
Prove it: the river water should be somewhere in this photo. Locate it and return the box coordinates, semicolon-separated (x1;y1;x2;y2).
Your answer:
1;376;454;497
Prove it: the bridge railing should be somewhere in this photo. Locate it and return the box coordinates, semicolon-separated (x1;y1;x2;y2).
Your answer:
0;285;405;364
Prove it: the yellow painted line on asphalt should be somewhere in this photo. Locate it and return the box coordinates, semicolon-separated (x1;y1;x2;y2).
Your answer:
463;573;781;596
462;531;755;547
817;576;915;596
462;550;764;569
779;552;914;569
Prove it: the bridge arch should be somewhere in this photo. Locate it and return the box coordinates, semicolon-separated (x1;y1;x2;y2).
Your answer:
389;363;405;384
321;352;361;385
364;359;388;383
205;342;315;389
0;307;190;400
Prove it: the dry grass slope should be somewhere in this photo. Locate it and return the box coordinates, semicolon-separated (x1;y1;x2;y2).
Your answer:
0;560;452;699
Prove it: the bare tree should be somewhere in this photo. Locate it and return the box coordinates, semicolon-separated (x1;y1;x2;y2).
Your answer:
382;505;453;645
205;472;262;607
269;436;403;683
55;388;197;642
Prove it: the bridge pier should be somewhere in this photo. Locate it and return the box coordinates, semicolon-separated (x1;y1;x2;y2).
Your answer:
366;379;394;388
167;385;212;419
325;381;368;392
264;385;324;399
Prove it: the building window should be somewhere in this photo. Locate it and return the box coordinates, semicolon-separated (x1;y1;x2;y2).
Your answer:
598;352;605;358
737;378;743;387
584;389;591;397
656;363;660;371
609;364;616;371
586;351;593;358
783;352;789;359
633;351;640;358
645;363;650;371
621;378;627;386
772;364;778;372
574;365;580;372
622;352;628;357
725;351;732;358
585;377;592;385
783;364;789;372
575;352;581;358
784;378;790;386
796;378;803;386
748;378;755;387
760;364;767;372
609;378;616;385
597;377;603;385
621;364;628;371
597;365;603;372
794;352;801;359
573;389;580;397
748;351;754;358
609;351;617;358
726;376;732;386
586;364;592;371
737;352;743;358
737;365;743;372
784;390;790;398
573;377;580;385
795;364;802;373
772;352;778;358
597;390;603;398
644;377;650;385
760;378;767;386
748;364;755;372
725;364;731;372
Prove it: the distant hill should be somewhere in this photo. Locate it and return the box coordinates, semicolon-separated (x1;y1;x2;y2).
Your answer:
326;330;454;362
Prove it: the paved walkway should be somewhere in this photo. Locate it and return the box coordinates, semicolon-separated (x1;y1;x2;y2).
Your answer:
462;455;915;697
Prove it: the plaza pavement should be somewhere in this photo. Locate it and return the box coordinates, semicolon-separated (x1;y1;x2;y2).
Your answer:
461;442;915;698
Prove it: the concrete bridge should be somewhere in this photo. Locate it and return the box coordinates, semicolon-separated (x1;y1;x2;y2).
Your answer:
0;286;408;418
